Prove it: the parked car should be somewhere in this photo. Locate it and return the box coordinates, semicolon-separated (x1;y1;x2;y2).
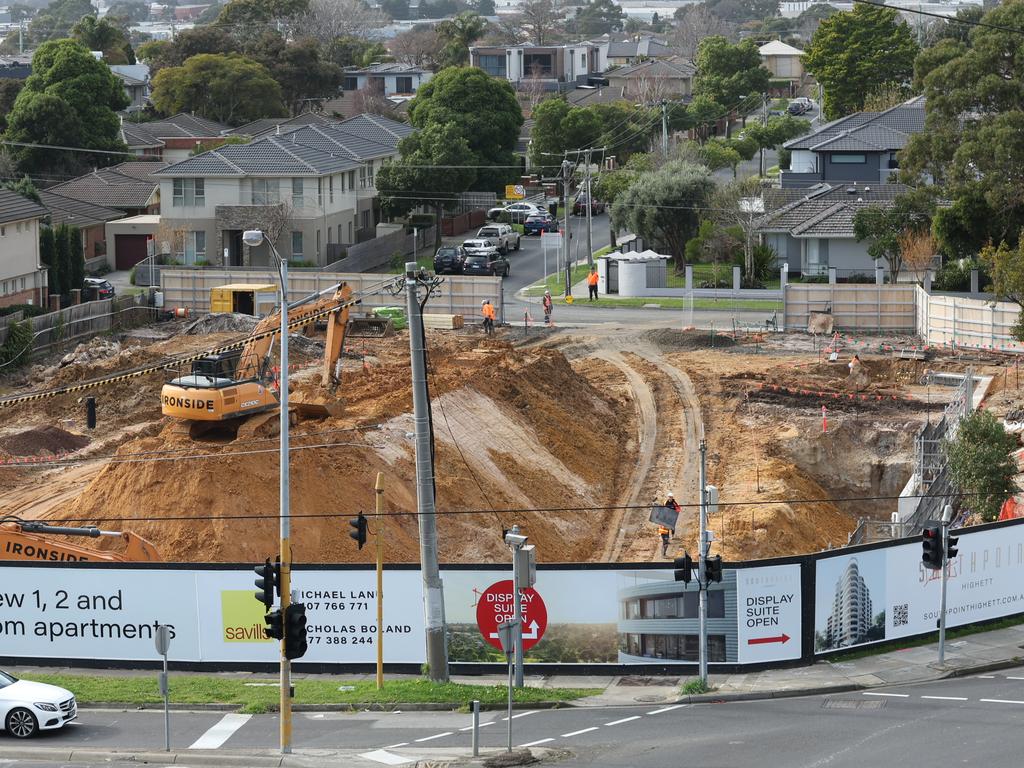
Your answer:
787;100;809;115
462;253;510;278
461;239;501;259
0;670;76;738
433;245;466;275
487;202;544;224
573;195;605;216
523;214;556;235
83;277;115;301
477;224;521;254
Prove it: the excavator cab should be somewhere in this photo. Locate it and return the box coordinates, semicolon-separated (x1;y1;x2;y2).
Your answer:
161;349;279;422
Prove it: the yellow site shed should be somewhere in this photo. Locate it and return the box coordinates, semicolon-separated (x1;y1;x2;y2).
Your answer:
210;284;279;316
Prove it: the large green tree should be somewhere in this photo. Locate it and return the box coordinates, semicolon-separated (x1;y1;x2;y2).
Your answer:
406;66;522;192
610;160;714;268
575;0;624;35
0;79;24;133
3;39;128;175
434;11;487;67
246;33;343;115
851;189;935;281
71;16;135;64
151;53;286;126
693;36;770;111
803;4;917;120
981;239;1024;341
24;0;95;47
945;409;1018;522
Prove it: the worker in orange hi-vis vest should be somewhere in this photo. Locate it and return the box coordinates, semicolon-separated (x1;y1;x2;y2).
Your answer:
481;300;495;335
659;492;681;557
587;267;599;301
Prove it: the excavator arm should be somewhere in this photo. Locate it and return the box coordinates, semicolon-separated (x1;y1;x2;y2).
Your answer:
0;517;161;562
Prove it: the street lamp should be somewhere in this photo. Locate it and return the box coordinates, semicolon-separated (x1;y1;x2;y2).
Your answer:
241;229;294;754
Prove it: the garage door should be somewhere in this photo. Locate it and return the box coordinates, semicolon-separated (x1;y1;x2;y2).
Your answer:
114;234;149;270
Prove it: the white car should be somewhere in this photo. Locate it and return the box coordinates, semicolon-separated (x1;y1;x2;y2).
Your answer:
487;202;544;223
0;670;77;738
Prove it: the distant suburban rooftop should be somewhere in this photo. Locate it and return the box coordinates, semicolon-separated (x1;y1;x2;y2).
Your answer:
758;183;911;237
346;62;430;75
0;188;48;225
759;40;804;56
39;191;124;228
608;55;696;80
605;37;674;59
785;97;926;152
47;162;165;209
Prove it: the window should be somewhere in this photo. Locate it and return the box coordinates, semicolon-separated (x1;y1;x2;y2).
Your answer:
316;229;321;256
396;76;413;93
708;590;725;618
292;178;304;208
478;54;506;77
522;53;553;77
347;221;353;242
0;226;5;237
359;165;367;189
15;222;21;233
317;178;323;206
329;176;334;204
367;160;374;187
348;170;356;189
581;53;586;68
176;231;206;264
172;178;205;207
339;173;345;193
251;179;279;205
337;224;342;243
831;153;866;164
291;231;303;258
344;76;358;91
362;209;371;231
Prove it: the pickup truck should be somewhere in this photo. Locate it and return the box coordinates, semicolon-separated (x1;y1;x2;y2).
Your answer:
477;224;521;254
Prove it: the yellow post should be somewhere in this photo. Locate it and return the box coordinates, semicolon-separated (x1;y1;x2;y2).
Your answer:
279;538;292;751
375;472;385;690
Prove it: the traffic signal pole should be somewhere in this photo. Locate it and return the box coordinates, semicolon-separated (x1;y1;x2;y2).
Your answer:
375;472;384;690
938;504;953;666
277;255;293;755
698;436;708;686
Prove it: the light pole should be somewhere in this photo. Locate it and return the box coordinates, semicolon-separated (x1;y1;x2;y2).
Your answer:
241;230;293;754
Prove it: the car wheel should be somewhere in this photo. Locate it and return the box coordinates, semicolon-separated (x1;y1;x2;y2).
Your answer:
6;708;38;739
514;237;521;251
505;265;511;277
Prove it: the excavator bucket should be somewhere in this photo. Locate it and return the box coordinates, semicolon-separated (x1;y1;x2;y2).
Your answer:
346;315;395;338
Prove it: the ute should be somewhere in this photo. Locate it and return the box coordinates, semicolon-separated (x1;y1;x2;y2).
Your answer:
0;516;160;562
160;283;360;437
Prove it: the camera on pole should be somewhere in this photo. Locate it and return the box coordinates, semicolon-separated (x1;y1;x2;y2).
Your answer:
921;522;942;570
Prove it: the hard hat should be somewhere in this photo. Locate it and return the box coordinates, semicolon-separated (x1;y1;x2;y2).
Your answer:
545;290;551;295
482;300;487;305
666;492;675;498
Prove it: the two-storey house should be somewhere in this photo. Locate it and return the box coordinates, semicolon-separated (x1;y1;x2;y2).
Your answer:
0;188;50;308
470;43;601;91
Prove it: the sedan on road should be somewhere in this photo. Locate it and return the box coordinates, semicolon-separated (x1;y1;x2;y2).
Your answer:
461;239;501;259
463;254;510;277
487;202;545;224
0;670;76;738
523;214;556;235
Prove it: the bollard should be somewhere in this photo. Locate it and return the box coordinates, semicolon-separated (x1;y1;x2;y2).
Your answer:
86;397;96;429
471;699;480;757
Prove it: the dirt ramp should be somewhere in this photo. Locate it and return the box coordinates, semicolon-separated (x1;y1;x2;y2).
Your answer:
0;426;90;457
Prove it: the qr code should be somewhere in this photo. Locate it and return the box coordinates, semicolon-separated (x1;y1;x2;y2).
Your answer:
893;603;909;627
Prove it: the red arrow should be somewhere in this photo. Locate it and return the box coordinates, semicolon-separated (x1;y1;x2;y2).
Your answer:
747;633;790;645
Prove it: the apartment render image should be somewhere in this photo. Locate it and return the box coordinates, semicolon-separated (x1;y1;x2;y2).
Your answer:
815;554;886;652
153;115;413;267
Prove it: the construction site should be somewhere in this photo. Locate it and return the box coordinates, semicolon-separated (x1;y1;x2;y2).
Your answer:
0;294;1016;566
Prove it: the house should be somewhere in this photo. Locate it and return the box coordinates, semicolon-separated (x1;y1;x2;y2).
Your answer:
341;63;432;98
46;161;164;218
470;43;601;91
599;36;674;71
120;113;231;163
110;64;151;113
757;183;909;277
759;40;804;97
39;191;124;266
782;97;926;188
604;56;696;102
224;112;343;140
154;114;414;267
0;188;49;308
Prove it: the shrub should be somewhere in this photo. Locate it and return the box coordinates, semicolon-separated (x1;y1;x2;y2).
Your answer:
0;304;46;318
944;409;1018;522
933;259;987;292
0;320;33;368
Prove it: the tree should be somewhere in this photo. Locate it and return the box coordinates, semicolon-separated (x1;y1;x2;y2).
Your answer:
390;26;442;70
38;225;58;301
981;240;1024;341
106;1;150;22
477;0;495;14
0;79;24;133
575;0;624;36
693;37;770;112
516;0;566;46
136;26;240;75
802;4;917;120
68;225;84;292
25;0;95;47
944;409;1018;523
1;175;40;203
744;113;810;176
323;36;391;69
610;160;714;269
246;34;343;115
712;177;765;285
898;230;936;287
671;4;734;60
435;12;487;68
292;0;386;45
703;0;779;24
71;16;135;64
852;190;934;281
593;155;647;248
3;39;129;176
684;138;741;175
407;66;522;192
53;224;72;298
151;54;286;126
380;0;410;19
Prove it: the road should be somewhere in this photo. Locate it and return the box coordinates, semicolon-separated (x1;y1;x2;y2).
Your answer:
5;669;1024;766
504;211;613;296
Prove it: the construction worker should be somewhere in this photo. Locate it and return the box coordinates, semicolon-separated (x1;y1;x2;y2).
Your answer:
542;290;553;325
587;267;599;301
481;299;495;335
659;492;681;557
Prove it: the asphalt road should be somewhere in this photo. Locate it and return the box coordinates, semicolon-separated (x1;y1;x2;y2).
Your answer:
5;669;1024;766
504;211;613;296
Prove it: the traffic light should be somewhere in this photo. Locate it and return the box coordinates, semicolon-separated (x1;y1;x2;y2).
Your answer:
922;522;942;570
704;555;723;584
673;553;693;584
946;533;959;561
284;602;308;660
264;608;283;640
254;557;280;609
349;512;367;550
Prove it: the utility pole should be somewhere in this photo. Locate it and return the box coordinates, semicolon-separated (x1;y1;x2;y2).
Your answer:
661;99;669;155
403;264;449;682
276;248;292;754
584;148;594;267
561;159;572;297
938;504;953;665
759;93;768;178
375;472;385;690
698;436;708;685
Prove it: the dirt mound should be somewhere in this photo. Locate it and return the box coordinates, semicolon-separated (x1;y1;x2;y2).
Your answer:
646;328;737;351
0;426;90;456
181;313;259;335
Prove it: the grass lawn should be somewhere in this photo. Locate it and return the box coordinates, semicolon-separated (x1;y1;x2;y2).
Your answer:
522;263;592;297
25;673;599;713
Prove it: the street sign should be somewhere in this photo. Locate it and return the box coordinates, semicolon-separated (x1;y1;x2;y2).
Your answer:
505;184;526;200
154;624;172;656
476;579;548;651
649;504;678;530
497;619;519;656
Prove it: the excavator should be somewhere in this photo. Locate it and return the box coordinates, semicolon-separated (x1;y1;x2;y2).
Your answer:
1;516;161;562
160;283;367;436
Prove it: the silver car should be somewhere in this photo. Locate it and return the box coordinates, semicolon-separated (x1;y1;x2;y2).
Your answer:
462;239;501;258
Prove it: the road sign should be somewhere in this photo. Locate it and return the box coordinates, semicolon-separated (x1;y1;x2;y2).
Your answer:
497;618;519;656
154;624;172;656
476;579;547;651
505;184;526;200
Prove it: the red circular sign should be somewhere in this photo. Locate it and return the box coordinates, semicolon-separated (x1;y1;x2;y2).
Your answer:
475;579;548;651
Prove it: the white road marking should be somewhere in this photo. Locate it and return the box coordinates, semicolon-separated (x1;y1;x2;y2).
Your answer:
384;743;408;749
460;720;497;731
978;675;996;679
921;696;968;701
188;713;252;750
980;698;1024;705
647;704;686;714
520;738;555;747
863;692;909;698
414;731;454;742
1007;676;1024;680
561;726;600;737
358;749;415;765
605;715;642;726
501;710;538;721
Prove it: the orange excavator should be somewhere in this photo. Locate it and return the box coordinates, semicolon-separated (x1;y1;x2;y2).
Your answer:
160;283;358;434
0;516;161;562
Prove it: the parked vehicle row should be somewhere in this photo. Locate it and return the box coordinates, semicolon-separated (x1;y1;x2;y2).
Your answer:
788;98;813;115
432;229;512;278
487;201;545;224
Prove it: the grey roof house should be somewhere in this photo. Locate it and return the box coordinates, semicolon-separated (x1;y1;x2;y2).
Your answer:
45;161;165;215
0;188;50;309
120;113;230;163
757;183;909;276
782;97;926;188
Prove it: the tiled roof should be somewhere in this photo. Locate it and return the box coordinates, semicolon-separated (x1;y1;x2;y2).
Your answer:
40;191;124;227
121;122;163;149
609;56;696;80
785;97;926;151
566;85;629;105
606;38;673;59
757;183;909;236
121;114;231;148
0;188;48;225
348;62;429;75
47;163;165;209
107;161;167;182
811;124;911;152
242;113;341;140
335;113;414;147
156;134;363;177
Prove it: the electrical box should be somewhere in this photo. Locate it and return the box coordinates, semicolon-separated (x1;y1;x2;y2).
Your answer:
514;544;536;588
